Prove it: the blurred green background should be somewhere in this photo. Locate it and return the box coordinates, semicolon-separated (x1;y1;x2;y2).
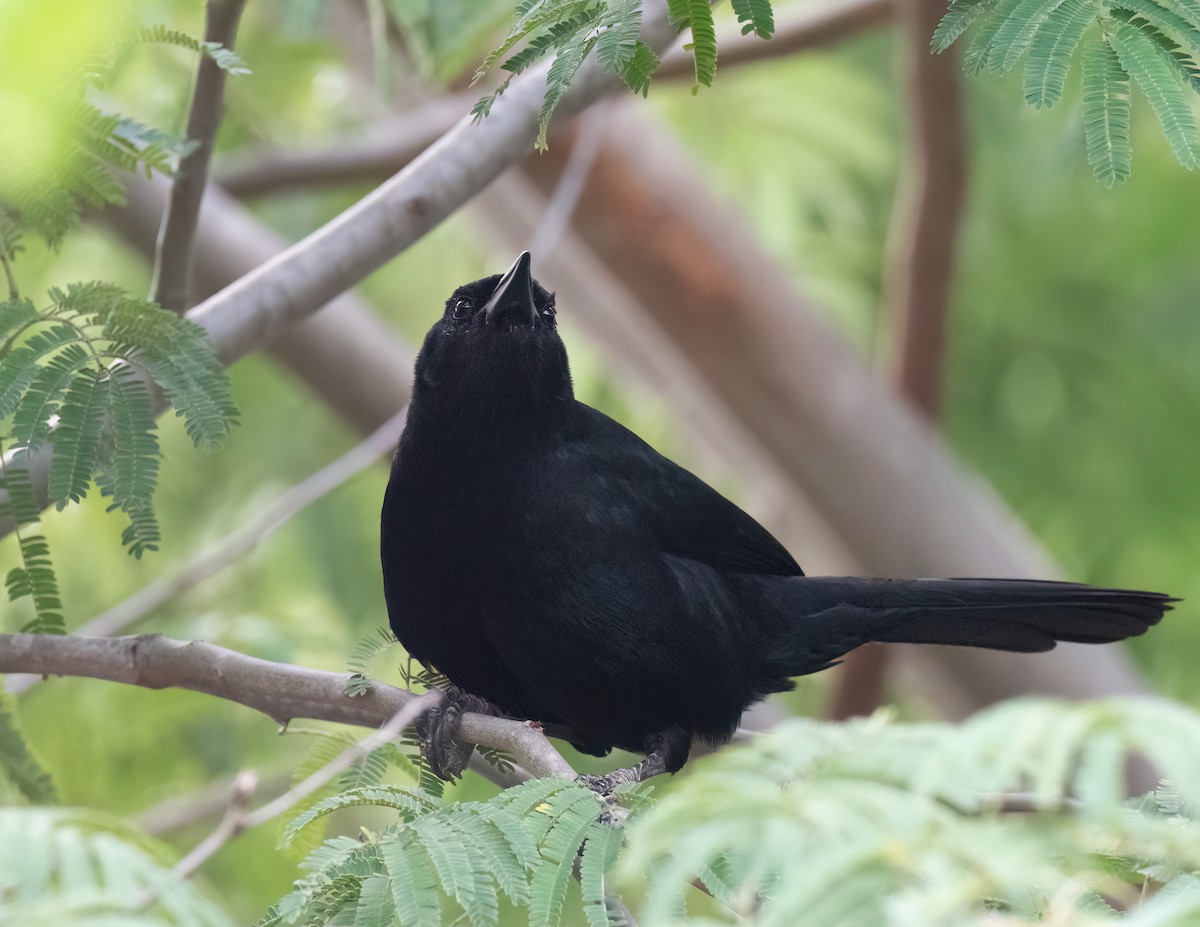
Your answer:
4;0;1199;920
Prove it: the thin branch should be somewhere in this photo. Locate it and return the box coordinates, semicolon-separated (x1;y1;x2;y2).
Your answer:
138;766;292;836
172;769;259;879
240;693;436;831
152;0;249;313
5;409;407;696
0;632;576;781
216;0;893;200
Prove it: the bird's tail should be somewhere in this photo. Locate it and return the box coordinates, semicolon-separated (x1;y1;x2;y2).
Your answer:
766;576;1177;678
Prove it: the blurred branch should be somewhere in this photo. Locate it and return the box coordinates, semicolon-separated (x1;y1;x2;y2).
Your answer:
216;0;893;200
216;95;473;198
517;107;1149;714
0;632;573;781
5;410;408;695
152;0;248;313
0;236;17;300
139;766;291;836
171;769;259;880
828;0;968;721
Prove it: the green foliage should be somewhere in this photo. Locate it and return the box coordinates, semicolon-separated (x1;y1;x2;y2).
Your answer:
623;697;1200;926
267;777;623;927
0;807;232;926
345;627;402;697
472;0;771;146
0;690;56;804
935;0;1200;182
0;284;236;631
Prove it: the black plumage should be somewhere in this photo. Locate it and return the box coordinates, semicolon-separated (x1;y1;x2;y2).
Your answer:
381;252;1175;785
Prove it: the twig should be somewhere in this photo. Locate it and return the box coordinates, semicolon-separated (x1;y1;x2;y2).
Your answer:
172;769;259;879
0;631;575;781
6;409;407;696
152;0;248;313
240;693;436;831
139;766;292;836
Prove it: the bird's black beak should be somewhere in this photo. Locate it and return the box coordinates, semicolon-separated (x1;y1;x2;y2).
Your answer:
483;251;537;325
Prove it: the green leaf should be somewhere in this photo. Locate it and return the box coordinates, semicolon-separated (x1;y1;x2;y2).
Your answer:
1111;10;1200;93
596;0;643;73
730;0;776;38
674;0;718;90
382;836;442;927
1082;40;1133;185
353;873;394;927
0;690;57;803
1110;0;1200;52
619;41;660;97
47;367;110;508
536;39;594;151
963;0;1035;74
106;366;161;558
579;823;624;927
280;786;438;850
1023;0;1098;106
987;0;1071;73
472;0;595;83
1110;21;1199;168
932;0;999;53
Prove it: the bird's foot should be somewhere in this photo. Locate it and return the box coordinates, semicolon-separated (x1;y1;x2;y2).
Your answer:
415;686;502;781
577;751;669;797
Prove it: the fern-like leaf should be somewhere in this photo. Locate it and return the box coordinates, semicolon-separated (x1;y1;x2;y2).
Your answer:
579;823;624;927
1110;21;1200;168
1111;0;1200;52
619;41;660;96
353;873;394;927
10;343;94;454
47;367;109;508
1023;0;1097;106
106;366;161;558
536;39;595;151
596;0;643;74
381;835;442;927
281;786;438;850
932;0;999;52
1082;40;1134;185
529;788;606;927
987;0;1071;73
132;25;251;74
673;0;718;90
962;0;1035;74
730;0;776;38
473;0;594;83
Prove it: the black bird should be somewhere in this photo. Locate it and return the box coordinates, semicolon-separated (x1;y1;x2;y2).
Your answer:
381;252;1176;789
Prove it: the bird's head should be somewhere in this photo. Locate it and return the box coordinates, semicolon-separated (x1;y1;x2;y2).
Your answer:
411;252;572;427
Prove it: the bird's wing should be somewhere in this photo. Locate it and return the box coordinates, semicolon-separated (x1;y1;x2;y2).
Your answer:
557;402;804;577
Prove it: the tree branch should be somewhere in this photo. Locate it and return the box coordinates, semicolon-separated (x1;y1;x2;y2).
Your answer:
216;0;894;200
0;632;575;781
152;0;248;313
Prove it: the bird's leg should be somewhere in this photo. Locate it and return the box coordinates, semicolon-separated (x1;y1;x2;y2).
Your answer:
415;685;505;781
577;728;691;796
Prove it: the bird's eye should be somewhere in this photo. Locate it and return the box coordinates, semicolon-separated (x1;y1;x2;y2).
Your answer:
451;298;472;321
541;301;556;318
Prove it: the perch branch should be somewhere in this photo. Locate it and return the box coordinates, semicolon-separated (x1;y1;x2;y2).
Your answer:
152;0;248;313
0;632;575;781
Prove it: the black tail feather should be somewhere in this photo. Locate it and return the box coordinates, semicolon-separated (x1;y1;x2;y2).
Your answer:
768;577;1177;677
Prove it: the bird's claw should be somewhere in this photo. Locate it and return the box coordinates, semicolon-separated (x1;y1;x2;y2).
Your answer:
415;687;476;781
